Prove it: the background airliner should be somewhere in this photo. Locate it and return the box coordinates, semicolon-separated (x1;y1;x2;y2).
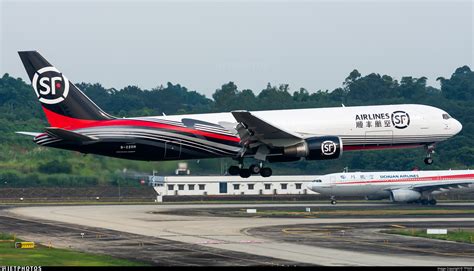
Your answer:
308;170;474;205
18;51;462;178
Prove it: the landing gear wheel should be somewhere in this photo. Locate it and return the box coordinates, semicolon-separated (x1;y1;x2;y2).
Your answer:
249;164;261;175
421;199;429;205
330;200;337;205
260;167;272;178
424;157;433;165
429;199;437;206
424;144;435;165
228;166;240;176
239;168;251;178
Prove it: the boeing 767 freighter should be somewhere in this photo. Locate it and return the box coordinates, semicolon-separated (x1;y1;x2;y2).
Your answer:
17;51;462;178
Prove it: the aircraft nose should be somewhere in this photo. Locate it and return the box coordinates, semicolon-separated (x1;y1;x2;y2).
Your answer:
453;119;463;135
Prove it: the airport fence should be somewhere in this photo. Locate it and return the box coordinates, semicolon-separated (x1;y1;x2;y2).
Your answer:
0;186;157;203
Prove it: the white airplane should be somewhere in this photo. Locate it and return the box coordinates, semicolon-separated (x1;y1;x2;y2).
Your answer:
18;51;462;178
308;170;474;205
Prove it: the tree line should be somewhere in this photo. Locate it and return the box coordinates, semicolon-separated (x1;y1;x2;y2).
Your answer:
0;65;473;187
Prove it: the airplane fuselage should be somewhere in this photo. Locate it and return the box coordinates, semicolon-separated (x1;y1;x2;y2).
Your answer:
308;170;474;201
17;51;463;178
35;104;461;161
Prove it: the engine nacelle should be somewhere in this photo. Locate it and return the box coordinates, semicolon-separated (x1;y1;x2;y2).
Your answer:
390;189;421;202
283;136;342;160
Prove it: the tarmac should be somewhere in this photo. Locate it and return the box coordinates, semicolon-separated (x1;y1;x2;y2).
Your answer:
3;203;474;266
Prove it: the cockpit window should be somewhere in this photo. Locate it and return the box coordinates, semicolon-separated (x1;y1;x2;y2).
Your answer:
442;113;451;120
313;179;322;183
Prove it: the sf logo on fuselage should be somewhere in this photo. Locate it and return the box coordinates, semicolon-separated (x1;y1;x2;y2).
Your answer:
321;140;337;156
391;111;410;129
32;67;69;105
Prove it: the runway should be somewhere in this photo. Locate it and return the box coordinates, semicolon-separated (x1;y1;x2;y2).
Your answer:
5;203;474;266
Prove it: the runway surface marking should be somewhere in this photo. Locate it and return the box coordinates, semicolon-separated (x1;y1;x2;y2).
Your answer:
0;213;295;266
9;204;474;266
279;226;474;258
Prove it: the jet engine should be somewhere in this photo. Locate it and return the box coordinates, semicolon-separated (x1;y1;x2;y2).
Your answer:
390;189;421;202
283;136;342;160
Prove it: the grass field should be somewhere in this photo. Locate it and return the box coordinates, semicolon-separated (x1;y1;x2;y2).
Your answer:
0;233;147;266
383;229;474;244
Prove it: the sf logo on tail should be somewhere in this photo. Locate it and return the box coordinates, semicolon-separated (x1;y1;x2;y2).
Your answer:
32;67;69;104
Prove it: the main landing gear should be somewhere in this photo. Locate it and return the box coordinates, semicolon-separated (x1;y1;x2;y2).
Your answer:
424;144;435;165
330;196;337;205
228;162;273;178
412;199;437;206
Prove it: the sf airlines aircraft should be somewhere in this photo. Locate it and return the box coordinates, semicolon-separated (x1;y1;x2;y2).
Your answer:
17;51;462;178
308;170;474;205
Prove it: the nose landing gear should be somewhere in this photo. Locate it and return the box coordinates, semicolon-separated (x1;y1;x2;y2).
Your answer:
424;157;433;165
424;144;435;165
413;198;437;205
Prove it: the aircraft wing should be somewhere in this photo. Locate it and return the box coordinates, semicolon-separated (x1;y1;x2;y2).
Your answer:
231;110;303;148
409;181;474;193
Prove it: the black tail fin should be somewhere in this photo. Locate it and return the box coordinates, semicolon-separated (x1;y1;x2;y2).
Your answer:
18;51;114;128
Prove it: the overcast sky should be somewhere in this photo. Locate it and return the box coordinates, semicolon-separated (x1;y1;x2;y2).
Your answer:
1;0;473;97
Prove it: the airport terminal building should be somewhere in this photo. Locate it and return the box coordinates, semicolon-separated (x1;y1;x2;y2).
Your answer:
149;175;319;197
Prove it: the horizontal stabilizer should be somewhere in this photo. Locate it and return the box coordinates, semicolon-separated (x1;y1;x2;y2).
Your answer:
16;131;42;137
45;127;98;142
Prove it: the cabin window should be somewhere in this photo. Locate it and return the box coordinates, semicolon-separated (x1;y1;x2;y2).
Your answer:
188;184;195;190
264;184;271;190
168;184;174;190
313;179;322;183
295;183;302;189
178;184;185;190
199;184;206;190
442;113;451;120
280;183;288;190
248;184;255;190
233;184;240;190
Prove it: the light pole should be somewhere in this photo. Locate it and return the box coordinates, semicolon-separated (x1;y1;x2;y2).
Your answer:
117;177;121;202
119;168;127;202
